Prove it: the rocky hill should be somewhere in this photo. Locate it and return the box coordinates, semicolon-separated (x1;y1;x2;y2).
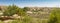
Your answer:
26;7;53;19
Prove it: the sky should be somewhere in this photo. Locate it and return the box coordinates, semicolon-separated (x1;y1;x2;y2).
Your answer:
0;0;60;7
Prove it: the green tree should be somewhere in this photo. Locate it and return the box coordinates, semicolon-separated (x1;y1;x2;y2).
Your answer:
48;8;60;23
3;4;26;16
23;7;28;12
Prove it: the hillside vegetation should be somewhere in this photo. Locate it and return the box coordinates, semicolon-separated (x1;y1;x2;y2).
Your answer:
0;5;60;23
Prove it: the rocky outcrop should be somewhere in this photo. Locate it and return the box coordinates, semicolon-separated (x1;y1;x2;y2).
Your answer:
0;14;20;21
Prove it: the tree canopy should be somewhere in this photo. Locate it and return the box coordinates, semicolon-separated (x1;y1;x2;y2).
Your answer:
3;4;26;16
48;8;60;23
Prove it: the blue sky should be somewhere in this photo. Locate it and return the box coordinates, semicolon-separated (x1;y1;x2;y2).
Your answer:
0;0;60;7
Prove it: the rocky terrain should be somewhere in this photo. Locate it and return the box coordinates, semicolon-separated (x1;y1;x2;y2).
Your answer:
0;6;57;23
26;7;53;19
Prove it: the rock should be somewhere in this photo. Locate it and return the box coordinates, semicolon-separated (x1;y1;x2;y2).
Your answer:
12;14;20;19
1;16;4;18
3;20;13;23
